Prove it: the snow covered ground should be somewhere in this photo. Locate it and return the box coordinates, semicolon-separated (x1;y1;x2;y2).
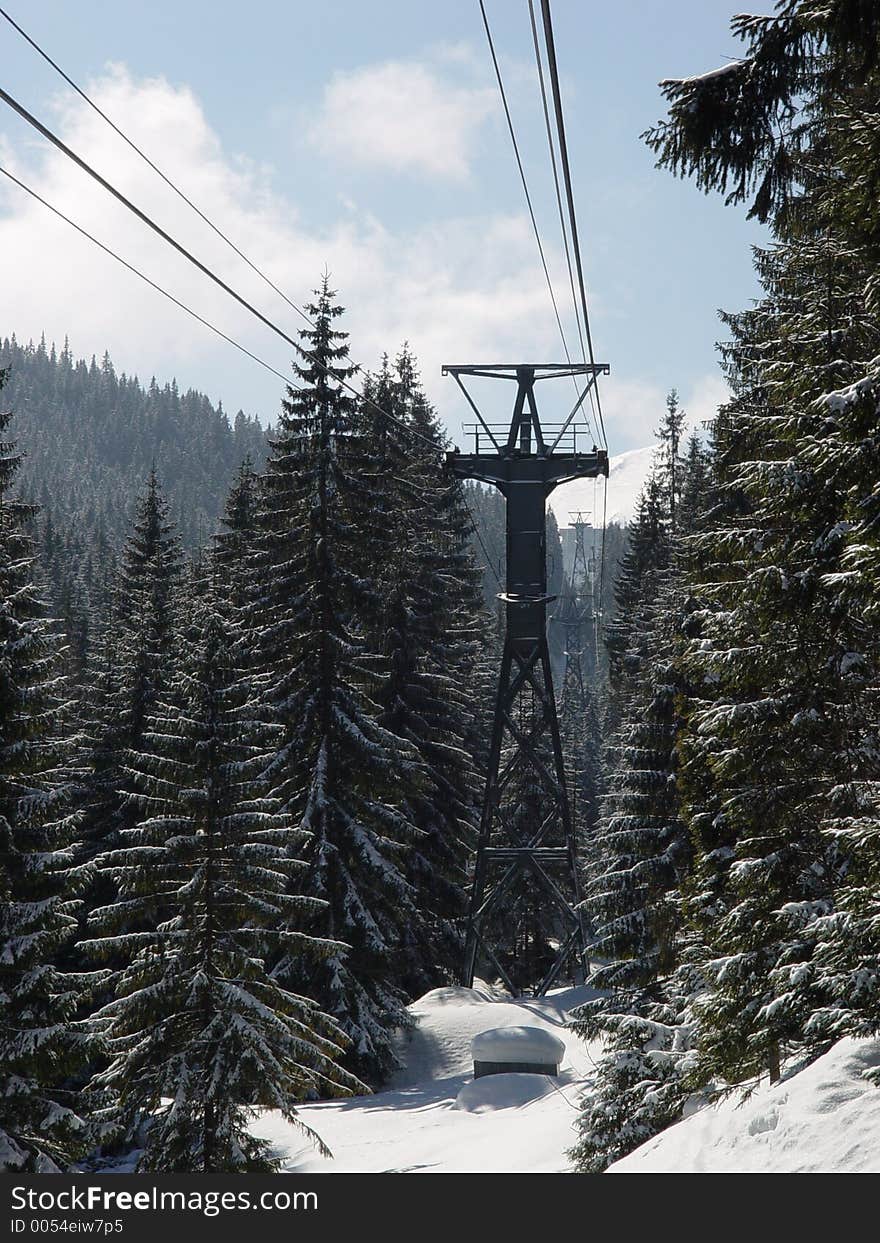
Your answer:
251;982;601;1174
609;1037;880;1174
251;983;880;1174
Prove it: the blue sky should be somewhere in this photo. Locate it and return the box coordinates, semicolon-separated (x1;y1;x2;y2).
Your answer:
0;1;764;451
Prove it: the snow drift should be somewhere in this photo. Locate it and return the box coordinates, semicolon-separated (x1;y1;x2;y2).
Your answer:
609;1037;880;1174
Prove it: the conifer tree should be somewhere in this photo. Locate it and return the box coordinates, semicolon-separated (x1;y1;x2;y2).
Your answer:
559;658;601;857
602;475;669;733
654;390;686;533
572;448;710;1172
213;455;258;614
84;595;359;1171
0;374;96;1171
641;0;880;1088
245;279;421;1082
80;470;183;866
363;346;482;996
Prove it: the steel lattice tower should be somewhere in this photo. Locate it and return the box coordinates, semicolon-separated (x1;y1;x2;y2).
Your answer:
561;511;595;698
445;362;608;995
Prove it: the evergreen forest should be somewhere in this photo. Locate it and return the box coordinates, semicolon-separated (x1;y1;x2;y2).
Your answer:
1;0;879;1177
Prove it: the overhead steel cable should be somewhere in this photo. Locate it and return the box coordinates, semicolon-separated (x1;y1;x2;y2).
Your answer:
599;473;608;621
526;0;584;364
0;82;440;454
0;4;317;338
477;0;574;374
533;0;610;639
0;163;293;388
537;0;608;450
0;8;447;457
526;0;600;447
0;5;527;592
462;493;504;590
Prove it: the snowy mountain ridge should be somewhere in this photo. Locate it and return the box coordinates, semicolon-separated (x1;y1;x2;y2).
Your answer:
550;443;657;529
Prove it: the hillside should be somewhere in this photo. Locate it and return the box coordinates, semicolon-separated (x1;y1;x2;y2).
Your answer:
609;1037;880;1174
0;336;570;636
0;335;266;672
1;335;267;547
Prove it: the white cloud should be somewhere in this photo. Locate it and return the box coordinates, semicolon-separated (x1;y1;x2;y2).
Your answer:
0;65;561;428
596;371;728;451
682;372;728;437
307;59;496;180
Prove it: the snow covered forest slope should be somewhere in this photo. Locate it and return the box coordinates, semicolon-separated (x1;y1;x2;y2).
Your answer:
551;443;656;528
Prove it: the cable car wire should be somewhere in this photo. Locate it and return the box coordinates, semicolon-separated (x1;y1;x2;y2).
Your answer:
477;0;575;376
0;6;572;594
0;4;318;339
0;81;444;455
526;0;600;446
3;162;505;612
0;163;295;389
464;498;504;590
533;0;611;638
0;7;438;450
526;0;582;360
537;0;607;450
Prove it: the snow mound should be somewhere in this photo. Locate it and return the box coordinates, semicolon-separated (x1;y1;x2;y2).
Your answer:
456;1073;558;1114
390;981;588;1088
471;1025;565;1065
610;1037;880;1174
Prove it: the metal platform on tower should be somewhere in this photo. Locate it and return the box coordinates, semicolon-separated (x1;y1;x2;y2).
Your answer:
445;362;608;996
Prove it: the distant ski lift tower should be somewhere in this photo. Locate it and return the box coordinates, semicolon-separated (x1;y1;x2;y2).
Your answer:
565;511;597;682
570;511;591;593
445;362;609;995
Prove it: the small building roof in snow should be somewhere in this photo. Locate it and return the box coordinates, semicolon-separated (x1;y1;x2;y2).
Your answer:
471;1026;565;1064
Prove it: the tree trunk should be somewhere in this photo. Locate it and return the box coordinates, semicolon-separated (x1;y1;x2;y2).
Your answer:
768;1040;781;1084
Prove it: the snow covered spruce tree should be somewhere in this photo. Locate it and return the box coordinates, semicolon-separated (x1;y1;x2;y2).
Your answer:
0;373;96;1171
359;347;482;997
243;279;423;1083
213;455;259;614
571;450;708;1172
79;469;183;869
583;556;683;988
559;652;601;859
601;474;669;734
577;412;704;1001
804;356;880;1056
83;592;360;1172
642;0;880;1087
654;389;687;533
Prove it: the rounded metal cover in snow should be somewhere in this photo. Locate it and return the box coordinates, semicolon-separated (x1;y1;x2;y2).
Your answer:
471;1026;565;1078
